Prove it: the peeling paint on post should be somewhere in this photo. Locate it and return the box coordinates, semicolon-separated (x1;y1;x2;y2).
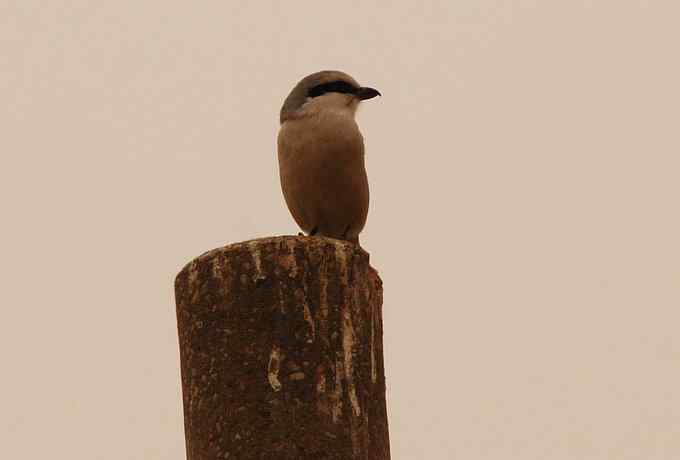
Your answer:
175;236;390;460
267;345;283;392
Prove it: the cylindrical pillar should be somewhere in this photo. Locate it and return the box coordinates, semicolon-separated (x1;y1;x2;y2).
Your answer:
175;236;389;459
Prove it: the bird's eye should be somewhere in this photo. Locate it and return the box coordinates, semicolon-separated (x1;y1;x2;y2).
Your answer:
308;81;358;98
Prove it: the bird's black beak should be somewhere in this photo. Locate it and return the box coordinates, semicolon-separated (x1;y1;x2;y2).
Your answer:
356;87;381;100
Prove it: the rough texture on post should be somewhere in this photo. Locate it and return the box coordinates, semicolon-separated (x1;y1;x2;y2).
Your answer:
175;236;390;460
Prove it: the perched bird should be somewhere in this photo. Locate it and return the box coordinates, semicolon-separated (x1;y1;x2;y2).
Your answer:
277;70;380;245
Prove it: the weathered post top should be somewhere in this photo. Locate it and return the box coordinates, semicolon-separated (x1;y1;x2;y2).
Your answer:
175;236;389;459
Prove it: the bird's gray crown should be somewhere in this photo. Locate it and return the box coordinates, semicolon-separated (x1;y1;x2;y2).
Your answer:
279;70;360;123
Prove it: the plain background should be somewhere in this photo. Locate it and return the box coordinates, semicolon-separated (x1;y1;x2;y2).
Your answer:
2;1;679;459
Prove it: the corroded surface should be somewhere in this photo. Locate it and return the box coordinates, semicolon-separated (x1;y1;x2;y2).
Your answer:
175;236;389;460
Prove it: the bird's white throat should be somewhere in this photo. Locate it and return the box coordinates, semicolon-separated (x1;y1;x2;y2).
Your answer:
300;93;359;119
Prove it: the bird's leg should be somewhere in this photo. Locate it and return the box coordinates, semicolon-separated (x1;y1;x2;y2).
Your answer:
342;225;360;245
309;226;319;236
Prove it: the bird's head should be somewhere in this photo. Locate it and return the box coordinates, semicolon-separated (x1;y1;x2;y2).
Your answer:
280;70;380;123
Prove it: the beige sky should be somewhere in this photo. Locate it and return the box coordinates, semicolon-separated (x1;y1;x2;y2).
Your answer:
2;1;679;459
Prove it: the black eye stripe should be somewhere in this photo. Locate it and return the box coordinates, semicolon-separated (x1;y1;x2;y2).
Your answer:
308;80;358;98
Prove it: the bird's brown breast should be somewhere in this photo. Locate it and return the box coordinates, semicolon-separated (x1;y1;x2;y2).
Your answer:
277;113;369;241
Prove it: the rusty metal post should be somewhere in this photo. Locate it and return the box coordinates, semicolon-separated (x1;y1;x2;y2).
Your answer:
175;236;390;459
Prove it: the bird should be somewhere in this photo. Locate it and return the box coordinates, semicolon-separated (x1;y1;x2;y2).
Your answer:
277;70;380;245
